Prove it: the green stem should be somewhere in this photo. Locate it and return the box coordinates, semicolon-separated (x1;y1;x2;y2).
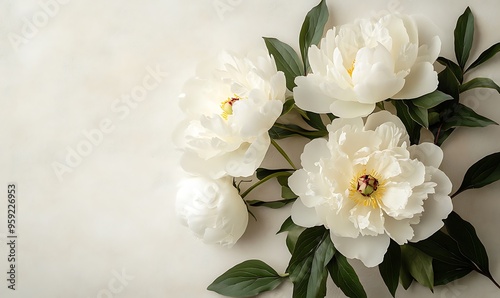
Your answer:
271;139;297;170
240;172;291;199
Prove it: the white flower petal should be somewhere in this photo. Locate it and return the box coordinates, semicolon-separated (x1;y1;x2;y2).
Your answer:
294;75;335;113
381;182;412;213
329;100;376;118
300;138;331;172
384;216;414;244
409;142;444;168
365;110;405;132
176;176;248;247
330;233;391;267
291;199;322;228
411;168;452;242
352;46;406;103
392;62;438;99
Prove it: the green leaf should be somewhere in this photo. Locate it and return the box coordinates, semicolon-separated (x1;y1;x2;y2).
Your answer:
393;100;421;144
437;57;464;83
433;260;473;286
378;240;400;297
207;260;285;297
454;7;474;69
460;77;500;94
444;212;490;274
440;103;498;131
406;100;429;128
433;127;455;146
454;152;500;197
269;123;328;140
399;263;413;290
246;198;295;209
401;245;434;291
303;111;327;131
287;226;335;298
282;185;298;199
437;66;460;100
263;37;303;91
282;99;296;116
328;252;367;298
299;0;329;73
467;42;500;72
278;217;307;254
409;231;471;267
278;217;297;234
412;90;454;109
256;168;292;180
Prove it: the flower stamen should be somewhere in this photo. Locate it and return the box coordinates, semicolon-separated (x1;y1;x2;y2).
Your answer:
349;170;384;208
347;59;356;77
220;95;241;120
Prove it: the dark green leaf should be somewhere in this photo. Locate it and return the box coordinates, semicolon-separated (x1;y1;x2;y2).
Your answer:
454;152;500;196
378;240;401;297
269;123;328;140
460;77;500;94
409;231;471;267
282;185;298;199
401;245;434;291
303;111;327;131
433;260;473;286
393;100;421;144
207;260;284;297
433;127;455;146
406;101;429;128
278;217;307;254
437;57;464;83
400;263;413;290
299;0;329;73
326;113;337;122
256;168;292;180
437;67;460;100
328;252;367;298
440;103;497;131
278;217;297;234
246;199;295;209
287;227;335;298
467;42;500;72
264;37;303;91
282;99;296;116
412;90;454;109
444;212;490;274
454;7;474;69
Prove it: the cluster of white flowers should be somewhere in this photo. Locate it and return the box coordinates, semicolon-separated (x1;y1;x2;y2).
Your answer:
176;13;453;266
175;51;287;246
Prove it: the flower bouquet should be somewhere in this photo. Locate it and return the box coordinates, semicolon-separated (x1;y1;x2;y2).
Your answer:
175;1;500;297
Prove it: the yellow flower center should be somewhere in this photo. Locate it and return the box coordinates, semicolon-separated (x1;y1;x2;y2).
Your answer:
347;59;356;77
220;96;241;120
349;170;385;208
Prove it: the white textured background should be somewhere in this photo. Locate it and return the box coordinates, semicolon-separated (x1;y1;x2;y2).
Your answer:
1;0;500;297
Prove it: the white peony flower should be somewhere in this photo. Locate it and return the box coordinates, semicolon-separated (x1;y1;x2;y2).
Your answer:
294;14;441;118
176;176;249;247
176;51;287;178
288;111;452;267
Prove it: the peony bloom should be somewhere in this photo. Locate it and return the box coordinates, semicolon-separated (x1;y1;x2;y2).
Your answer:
176;176;249;247
176;51;287;178
294;14;441;118
288;111;452;267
